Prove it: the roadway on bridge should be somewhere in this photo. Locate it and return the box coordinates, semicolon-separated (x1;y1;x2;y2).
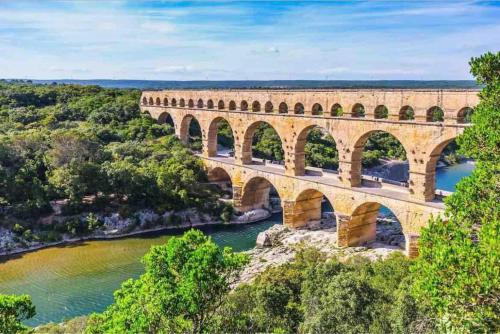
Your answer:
201;155;446;210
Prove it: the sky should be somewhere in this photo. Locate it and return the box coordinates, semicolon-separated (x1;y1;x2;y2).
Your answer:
0;1;499;80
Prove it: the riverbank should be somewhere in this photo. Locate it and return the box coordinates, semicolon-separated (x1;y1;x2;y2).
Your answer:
0;208;275;258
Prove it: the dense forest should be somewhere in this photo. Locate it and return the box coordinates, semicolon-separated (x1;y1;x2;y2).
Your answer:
1;51;498;334
0;82;229;245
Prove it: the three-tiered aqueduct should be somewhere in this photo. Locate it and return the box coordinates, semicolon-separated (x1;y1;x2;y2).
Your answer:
140;89;478;257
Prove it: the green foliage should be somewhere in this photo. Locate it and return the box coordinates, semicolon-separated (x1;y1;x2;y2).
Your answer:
305;128;338;169
216;119;234;149
252;123;284;161
0;82;225;239
412;51;500;333
0;293;36;334
85;229;248;334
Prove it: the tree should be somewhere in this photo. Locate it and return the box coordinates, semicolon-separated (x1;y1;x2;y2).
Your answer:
85;230;248;334
412;51;500;333
0;294;36;334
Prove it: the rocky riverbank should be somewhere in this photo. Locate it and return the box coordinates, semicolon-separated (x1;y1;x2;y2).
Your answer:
239;214;405;284
0;208;273;257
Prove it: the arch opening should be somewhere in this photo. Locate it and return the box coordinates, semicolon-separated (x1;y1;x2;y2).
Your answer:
374;105;388;119
218;100;225;110
330;103;343;117
238;176;282;215
197;99;204;108
428;138;473;200
399;105;414;120
265;101;273;113
252;101;261;112
457;107;474;124
426;106;444;122
289;189;335;229
142;97;147;105
345;202;406;251
279;102;288;114
163;97;168;106
188;99;194;108
352;131;408;187
155;97;161;106
178;98;185;107
242;121;284;164
180;115;202;152
171;98;177;107
241;100;248;111
148;97;154;105
207;167;233;200
295;126;339;176
207;117;234;157
311;103;323;116
207;99;214;109
294;102;305;115
229;100;236;110
158;112;175;128
352;103;365;118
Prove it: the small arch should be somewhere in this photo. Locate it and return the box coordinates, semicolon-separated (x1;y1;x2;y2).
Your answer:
352;103;365;118
179;98;185;107
143;110;151;118
279;102;288;114
207;99;214;109
163;97;168;106
197;99;204;108
311;103;323;116
252;101;261;112
148;97;154;105
330;103;343;117
229;100;236;110
241;100;248;111
374;105;388;119
142;97;147;105
457;107;474;124
171;98;177;107
426;106;444;122
188;99;194;108
218;100;225;110
399;106;414;120
265;101;273;113
155;97;161;106
294;102;305;115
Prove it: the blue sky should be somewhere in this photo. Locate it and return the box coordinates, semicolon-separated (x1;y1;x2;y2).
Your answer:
0;1;498;80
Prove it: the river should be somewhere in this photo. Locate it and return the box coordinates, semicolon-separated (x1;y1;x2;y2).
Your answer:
0;163;473;326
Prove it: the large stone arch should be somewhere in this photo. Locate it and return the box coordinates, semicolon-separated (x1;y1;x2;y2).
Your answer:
158;111;175;127
207;166;233;196
240;120;286;164
237;175;282;212
286;188;333;228
346;129;411;187
418;136;457;200
292;124;340;176
179;114;202;144
206;116;235;157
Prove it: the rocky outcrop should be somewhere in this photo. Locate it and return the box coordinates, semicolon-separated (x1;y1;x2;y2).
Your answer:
239;217;405;284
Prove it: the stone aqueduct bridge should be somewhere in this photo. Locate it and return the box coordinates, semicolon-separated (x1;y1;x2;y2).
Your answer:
140;89;478;257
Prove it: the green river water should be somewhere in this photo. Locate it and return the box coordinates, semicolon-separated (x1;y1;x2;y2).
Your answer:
0;163;474;326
